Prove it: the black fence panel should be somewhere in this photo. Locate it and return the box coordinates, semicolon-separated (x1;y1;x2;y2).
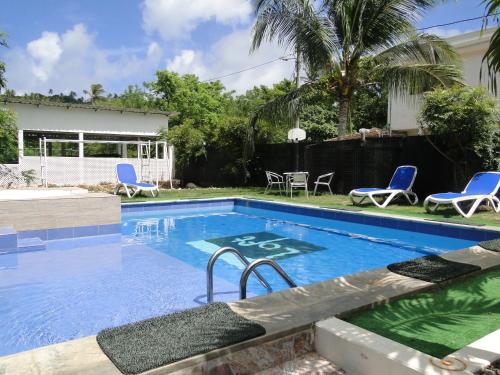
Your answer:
179;136;484;197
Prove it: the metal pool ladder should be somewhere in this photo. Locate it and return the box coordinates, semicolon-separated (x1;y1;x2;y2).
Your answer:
206;247;297;302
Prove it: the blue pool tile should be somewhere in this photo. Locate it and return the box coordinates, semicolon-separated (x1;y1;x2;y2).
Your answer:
74;225;99;238
47;227;74;240
98;223;121;235
0;227;17;251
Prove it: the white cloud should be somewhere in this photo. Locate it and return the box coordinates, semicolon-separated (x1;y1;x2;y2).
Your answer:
166;49;207;77
4;24;163;95
26;31;63;81
165;27;294;94
142;0;253;41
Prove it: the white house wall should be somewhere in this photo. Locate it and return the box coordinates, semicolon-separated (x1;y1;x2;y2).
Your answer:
389;28;500;133
3;103;169;135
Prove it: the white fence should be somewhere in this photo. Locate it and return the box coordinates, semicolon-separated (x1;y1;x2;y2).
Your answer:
15;153;174;186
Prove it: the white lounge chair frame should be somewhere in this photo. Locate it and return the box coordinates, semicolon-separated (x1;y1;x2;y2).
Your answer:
349;166;418;208
313;172;335;196
423;172;500;218
265;171;285;195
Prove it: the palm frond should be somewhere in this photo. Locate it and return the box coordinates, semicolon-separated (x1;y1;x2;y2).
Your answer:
374;33;460;65
250;81;319;128
252;0;337;72
481;0;500;94
376;63;463;98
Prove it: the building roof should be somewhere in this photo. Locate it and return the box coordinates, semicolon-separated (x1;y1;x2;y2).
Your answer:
1;96;178;117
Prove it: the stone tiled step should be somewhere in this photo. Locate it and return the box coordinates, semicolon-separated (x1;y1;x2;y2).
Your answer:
255;352;346;375
17;237;46;252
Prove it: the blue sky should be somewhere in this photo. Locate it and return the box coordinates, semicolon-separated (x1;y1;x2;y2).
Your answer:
0;0;490;95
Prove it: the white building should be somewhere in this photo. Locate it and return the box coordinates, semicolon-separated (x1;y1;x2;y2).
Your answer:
1;98;176;186
389;28;500;134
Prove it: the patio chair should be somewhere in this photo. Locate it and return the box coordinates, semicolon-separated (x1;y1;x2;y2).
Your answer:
424;171;500;218
114;163;159;198
265;171;285;195
289;172;309;198
349;165;418;208
313;172;335;196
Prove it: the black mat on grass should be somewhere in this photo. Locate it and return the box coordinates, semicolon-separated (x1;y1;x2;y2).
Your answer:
387;255;480;283
96;302;266;375
479;238;500;252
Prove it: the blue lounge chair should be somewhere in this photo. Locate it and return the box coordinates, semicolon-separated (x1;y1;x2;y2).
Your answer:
424;171;500;218
349;165;418;208
114;163;159;198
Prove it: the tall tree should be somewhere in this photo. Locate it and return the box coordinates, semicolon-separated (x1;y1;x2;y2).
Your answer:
83;83;105;104
481;0;500;94
251;0;463;138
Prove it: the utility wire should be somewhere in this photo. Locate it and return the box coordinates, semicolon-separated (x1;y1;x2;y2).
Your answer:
417;13;499;31
202;13;499;82
201;54;294;82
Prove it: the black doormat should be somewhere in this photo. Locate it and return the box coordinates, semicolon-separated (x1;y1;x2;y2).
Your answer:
387;255;481;283
97;303;266;375
478;238;500;252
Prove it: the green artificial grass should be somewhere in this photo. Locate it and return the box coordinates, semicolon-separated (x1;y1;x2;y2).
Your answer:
344;269;500;359
118;187;500;227
97;303;265;374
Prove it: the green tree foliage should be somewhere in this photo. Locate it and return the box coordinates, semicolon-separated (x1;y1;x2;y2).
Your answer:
163;120;206;169
147;71;230;128
0;109;18;163
419;87;499;170
83;83;105;103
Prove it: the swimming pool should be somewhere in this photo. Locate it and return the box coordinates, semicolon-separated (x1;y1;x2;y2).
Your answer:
0;198;496;356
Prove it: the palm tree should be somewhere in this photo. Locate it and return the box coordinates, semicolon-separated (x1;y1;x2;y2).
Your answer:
481;0;499;94
252;0;335;129
0;30;8;93
83;83;105;104
251;0;463;138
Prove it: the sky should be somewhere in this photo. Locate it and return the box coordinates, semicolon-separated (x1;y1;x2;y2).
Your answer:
0;0;490;96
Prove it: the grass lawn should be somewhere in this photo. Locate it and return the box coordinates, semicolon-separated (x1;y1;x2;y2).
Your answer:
119;187;500;227
344;268;500;359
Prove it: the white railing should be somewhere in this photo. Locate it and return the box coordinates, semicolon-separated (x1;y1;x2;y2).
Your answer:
16;153;174;186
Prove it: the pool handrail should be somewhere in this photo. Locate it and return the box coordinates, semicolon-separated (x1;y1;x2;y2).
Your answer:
206;247;272;303
240;258;297;300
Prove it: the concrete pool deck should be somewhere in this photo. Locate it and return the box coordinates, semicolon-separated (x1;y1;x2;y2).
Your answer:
1;245;499;375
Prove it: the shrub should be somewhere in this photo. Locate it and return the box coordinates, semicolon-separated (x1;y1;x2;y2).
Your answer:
419;86;499;170
0;108;17;163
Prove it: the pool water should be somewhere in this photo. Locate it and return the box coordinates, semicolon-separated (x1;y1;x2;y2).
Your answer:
0;201;478;356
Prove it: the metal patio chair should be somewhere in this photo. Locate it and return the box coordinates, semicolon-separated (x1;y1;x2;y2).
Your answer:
265;171;285;195
313;172;335;196
289;172;309;198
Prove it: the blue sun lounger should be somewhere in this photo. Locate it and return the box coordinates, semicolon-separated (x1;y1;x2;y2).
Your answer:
349;165;418;208
424;171;500;218
114;163;159;198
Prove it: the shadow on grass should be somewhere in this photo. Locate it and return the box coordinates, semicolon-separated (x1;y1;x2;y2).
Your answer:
345;269;500;358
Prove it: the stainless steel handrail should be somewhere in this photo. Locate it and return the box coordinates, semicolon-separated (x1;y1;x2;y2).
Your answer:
207;247;272;303
239;258;297;299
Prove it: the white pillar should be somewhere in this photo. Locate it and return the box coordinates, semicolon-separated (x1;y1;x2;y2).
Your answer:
78;132;84;158
121;143;128;158
18;130;24;158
